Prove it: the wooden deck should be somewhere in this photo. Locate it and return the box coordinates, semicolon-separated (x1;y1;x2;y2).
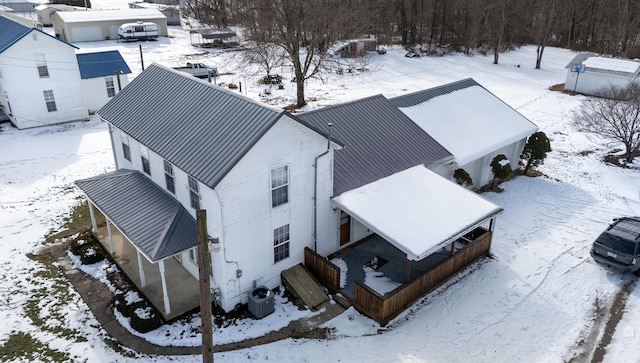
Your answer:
281;264;328;309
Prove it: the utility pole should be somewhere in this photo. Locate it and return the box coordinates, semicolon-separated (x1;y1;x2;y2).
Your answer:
139;44;145;71
196;210;213;363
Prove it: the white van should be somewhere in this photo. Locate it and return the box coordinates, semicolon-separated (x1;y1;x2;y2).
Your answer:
117;22;159;41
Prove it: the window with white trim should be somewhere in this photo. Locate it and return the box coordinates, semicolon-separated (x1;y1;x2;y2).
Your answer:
120;132;131;161
163;160;175;194
271;165;288;208
189;248;197;264
273;224;290;263
140;145;150;175
35;53;49;78
105;77;116;97
43;90;56;112
188;176;200;209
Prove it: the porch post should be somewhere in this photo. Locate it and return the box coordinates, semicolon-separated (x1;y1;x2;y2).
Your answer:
106;219;115;255
158;260;171;315
489;218;495;232
136;249;146;287
405;260;413;282
87;201;98;237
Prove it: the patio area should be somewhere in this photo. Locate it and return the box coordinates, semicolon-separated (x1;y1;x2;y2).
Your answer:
96;225;200;321
330;235;452;298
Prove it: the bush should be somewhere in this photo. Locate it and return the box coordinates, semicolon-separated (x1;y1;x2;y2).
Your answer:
128;301;163;333
228;83;238;89
453;168;473;186
114;290;144;318
78;242;107;264
69;231;96;255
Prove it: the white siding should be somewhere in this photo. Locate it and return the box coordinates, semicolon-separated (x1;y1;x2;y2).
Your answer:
82;75;129;114
565;70;633;95
459;138;526;188
0;31;88;129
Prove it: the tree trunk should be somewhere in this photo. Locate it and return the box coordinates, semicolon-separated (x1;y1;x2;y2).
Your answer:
535;44;544;69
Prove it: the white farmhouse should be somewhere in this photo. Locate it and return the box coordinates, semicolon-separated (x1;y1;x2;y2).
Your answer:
390;78;539;189
76;64;505;323
0;15;88;129
564;53;640;96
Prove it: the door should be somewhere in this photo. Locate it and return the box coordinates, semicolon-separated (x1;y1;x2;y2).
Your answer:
339;211;350;246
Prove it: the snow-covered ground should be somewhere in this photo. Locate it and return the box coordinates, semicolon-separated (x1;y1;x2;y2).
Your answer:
2;9;640;362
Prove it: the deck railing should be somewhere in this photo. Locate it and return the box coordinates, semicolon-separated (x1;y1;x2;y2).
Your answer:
352;228;492;324
304;247;340;291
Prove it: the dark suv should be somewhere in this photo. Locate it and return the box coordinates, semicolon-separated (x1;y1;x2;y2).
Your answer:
591;217;640;275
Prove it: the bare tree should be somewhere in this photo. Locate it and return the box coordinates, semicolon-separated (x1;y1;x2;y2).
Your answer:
573;83;640;163
532;0;558;69
180;0;229;28
483;0;512;64
240;0;345;108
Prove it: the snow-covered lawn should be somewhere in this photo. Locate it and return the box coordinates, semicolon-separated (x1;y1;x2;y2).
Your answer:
1;18;640;362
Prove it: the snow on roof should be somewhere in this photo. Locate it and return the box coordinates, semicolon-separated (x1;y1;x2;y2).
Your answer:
583;56;640;74
397;84;538;166
54;8;164;22
332;165;503;261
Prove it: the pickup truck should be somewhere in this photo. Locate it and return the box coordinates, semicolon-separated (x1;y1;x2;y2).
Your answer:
174;62;219;78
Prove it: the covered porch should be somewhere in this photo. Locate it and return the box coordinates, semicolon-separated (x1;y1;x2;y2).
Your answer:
75;169;201;321
305;165;502;324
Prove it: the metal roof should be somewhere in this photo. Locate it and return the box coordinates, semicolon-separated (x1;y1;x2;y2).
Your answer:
564;52;640;77
76;50;132;79
97;63;292;189
75;169;197;262
298;94;454;196
390;78;480;108
0;15;77;53
53;8;165;23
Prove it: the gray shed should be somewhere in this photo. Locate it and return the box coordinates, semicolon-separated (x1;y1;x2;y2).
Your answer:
51;8;167;42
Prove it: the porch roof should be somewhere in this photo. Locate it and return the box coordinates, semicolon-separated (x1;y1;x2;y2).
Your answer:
75;169;197;262
332;165;503;261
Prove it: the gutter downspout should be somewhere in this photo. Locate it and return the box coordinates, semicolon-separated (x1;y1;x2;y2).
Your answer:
313;123;333;252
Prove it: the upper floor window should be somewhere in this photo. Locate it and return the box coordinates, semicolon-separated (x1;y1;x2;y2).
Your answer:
271;165;288;208
42;90;56;112
105;77;116;97
120;132;131;162
188;176;200;209
273;224;290;263
35;54;49;78
189;248;197;264
140;145;150;175
164;160;175;194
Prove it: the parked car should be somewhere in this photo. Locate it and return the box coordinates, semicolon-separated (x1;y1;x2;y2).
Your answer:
173;62;218;79
590;217;640;275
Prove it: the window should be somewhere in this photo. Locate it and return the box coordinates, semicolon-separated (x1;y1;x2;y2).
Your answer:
120;132;131;162
140;145;150;175
189;248;197;264
43;90;56;112
271;165;289;207
35;54;49;78
273;224;290;263
188;176;200;209
105;77;116;97
164;160;175;194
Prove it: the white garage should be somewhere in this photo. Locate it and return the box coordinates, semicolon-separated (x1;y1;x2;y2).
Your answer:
51;9;167;43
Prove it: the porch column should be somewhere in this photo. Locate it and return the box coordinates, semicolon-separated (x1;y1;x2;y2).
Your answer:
136;249;146;287
405;260;413;282
489;218;496;232
87;201;98;237
158;260;171;315
106;219;115;255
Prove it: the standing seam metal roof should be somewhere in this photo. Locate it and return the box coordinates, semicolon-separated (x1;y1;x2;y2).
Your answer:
298;95;453;196
76;51;132;79
564;52;640;77
96;63;286;189
390;78;480;108
0;15;78;53
74;169;197;261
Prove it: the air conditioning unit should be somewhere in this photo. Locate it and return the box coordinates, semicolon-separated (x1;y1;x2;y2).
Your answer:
248;286;275;319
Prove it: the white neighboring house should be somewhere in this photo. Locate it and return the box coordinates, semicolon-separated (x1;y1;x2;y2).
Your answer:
390;78;539;189
35;4;86;27
564;53;640;96
76;51;131;114
0;15;88;129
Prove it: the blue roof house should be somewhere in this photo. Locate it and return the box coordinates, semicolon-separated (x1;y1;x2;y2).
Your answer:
76;51;132;114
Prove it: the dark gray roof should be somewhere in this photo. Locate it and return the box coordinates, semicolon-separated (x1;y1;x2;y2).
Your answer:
97;63;287;189
390;78;479;108
564;52;640;77
298;95;453;196
75;169;196;262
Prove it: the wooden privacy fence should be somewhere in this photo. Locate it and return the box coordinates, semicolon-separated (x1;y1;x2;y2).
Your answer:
353;229;492;324
304;247;340;291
